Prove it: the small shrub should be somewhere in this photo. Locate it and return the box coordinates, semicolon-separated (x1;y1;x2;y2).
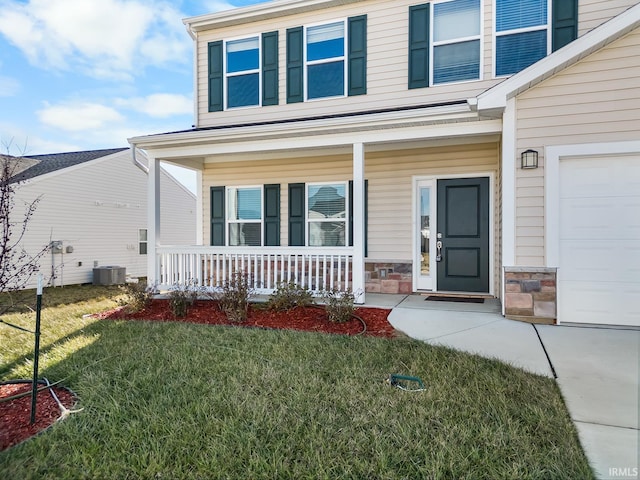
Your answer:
321;288;356;323
168;281;199;318
118;281;156;313
218;271;253;322
266;281;314;311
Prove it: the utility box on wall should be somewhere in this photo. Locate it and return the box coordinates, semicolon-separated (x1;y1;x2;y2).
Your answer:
92;266;126;285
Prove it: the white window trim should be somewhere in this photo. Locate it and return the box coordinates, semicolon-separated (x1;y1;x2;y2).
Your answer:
303;18;348;101
226;185;264;246
305;181;349;247
430;0;484;86
492;0;552;78
223;34;262;110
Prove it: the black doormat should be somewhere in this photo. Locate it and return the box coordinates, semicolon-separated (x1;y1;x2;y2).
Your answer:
425;296;485;303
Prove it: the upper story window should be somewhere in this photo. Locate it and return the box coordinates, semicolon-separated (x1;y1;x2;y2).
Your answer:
408;0;481;89
287;15;367;104
432;0;481;84
208;31;278;112
495;0;549;76
409;0;576;88
226;37;260;108
306;21;346;99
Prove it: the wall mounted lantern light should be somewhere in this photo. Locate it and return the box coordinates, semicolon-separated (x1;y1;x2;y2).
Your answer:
521;149;539;169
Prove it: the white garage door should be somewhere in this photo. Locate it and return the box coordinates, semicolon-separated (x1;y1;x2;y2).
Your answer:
559;154;640;326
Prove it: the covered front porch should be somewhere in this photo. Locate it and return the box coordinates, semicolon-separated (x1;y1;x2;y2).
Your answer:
131;103;503;304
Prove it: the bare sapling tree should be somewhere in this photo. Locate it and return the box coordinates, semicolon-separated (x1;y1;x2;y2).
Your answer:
0;141;50;316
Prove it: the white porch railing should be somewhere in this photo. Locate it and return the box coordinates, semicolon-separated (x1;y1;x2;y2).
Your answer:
155;246;357;295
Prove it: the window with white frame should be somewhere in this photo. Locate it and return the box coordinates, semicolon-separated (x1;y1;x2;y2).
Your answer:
432;0;481;84
226;37;260;108
139;229;147;255
227;187;262;246
307;183;347;246
306;21;346;99
495;0;549;76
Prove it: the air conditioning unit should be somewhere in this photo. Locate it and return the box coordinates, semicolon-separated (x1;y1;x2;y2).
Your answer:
93;266;126;285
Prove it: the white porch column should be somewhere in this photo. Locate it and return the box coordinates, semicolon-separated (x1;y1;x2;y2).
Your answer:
196;169;203;245
352;143;365;304
501;97;516;315
147;154;161;285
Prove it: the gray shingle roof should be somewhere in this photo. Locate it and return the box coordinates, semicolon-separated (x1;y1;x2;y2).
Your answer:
9;147;128;183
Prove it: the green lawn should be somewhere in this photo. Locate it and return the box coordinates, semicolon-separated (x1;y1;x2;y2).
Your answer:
0;285;594;479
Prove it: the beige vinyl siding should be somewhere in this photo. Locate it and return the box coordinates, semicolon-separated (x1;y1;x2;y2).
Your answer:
195;0;503;128
513;27;640;266
12;151;196;288
578;0;639;35
201;142;500;291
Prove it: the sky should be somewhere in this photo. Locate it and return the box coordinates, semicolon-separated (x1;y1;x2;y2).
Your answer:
0;0;269;192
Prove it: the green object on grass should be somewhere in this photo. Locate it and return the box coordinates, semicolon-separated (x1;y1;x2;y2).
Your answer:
389;374;425;389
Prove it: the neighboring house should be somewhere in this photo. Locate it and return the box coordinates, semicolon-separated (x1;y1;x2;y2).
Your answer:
9;148;196;288
129;0;640;327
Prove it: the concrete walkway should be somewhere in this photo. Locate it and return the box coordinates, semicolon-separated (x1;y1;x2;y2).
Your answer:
368;294;640;480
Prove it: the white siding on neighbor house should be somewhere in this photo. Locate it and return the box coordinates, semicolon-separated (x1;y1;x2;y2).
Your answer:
195;0;504;128
159;171;197;245
513;27;640;267
12;151;196;288
578;0;639;36
201;142;500;291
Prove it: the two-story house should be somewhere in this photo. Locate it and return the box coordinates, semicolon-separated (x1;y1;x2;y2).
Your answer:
129;0;640;327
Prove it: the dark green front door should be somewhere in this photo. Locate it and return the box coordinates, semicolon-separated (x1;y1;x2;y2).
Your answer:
436;177;489;292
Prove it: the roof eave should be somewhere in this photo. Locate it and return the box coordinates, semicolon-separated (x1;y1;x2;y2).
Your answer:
128;102;475;150
183;0;364;31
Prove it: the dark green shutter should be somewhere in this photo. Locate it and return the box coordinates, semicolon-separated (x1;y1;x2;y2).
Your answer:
552;0;578;52
210;186;225;246
288;183;305;246
262;31;279;106
348;15;367;96
408;3;430;89
208;41;223;112
348;180;368;257
286;27;304;103
264;184;280;246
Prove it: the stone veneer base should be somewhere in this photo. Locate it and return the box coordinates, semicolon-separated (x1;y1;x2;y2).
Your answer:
504;267;557;324
365;262;412;295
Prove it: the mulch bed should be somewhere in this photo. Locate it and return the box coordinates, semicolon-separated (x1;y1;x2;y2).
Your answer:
0;382;76;452
97;299;396;338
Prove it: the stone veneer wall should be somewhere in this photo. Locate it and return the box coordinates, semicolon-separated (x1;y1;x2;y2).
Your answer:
365;262;412;294
504;267;557;324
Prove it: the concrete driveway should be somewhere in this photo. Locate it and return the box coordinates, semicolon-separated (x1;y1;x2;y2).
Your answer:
373;294;640;480
537;325;639;480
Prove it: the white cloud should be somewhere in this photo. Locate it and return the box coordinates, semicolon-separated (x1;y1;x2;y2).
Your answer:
0;126;81;155
37;102;124;132
0;0;190;80
0;75;20;96
117;93;192;118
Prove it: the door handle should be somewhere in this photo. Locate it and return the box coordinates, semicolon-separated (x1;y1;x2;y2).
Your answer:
436;240;442;262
